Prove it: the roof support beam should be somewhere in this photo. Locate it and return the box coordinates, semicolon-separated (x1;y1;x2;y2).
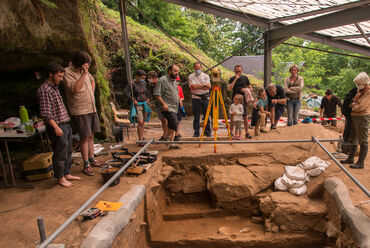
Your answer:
355;23;370;45
270;0;370;23
162;0;269;29
333;33;370;40
269;5;370;40
162;0;370;56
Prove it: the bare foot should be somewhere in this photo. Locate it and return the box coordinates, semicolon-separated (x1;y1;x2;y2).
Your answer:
65;174;81;180
57;177;74;187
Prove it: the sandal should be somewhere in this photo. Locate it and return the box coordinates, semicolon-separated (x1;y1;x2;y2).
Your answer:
83;166;95;176
90;160;105;167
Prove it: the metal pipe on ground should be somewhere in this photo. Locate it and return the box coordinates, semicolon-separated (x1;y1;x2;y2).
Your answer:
138;138;341;145
312;136;370;198
37;139;154;248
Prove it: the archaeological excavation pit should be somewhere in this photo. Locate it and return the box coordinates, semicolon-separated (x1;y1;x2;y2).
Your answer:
115;151;366;248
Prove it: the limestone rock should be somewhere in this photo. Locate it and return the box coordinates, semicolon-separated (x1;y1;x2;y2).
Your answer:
260;192;327;233
165;171;206;194
206;166;260;202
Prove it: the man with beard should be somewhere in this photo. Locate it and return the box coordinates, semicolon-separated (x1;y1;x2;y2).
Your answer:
37;62;80;187
154;64;181;149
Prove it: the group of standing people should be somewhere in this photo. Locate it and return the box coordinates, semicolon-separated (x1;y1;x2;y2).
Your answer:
37;51;103;187
37;51;370;188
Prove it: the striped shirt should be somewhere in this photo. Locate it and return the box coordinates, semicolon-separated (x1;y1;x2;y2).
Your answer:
37;81;70;124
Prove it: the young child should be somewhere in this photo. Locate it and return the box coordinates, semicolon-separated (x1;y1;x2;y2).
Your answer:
254;89;270;136
229;94;244;140
175;76;184;141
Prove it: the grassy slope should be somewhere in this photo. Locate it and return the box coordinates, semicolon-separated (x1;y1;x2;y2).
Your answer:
98;2;263;87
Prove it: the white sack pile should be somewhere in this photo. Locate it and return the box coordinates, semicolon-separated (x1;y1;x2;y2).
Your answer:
274;156;331;196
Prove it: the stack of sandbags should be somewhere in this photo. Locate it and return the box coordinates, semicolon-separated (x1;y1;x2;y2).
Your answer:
274;156;330;196
298;156;330;176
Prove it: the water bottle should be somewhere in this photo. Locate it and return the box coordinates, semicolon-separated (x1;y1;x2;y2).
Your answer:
19;106;29;124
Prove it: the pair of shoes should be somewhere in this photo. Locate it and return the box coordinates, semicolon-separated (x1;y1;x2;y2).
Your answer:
174;135;180;141
245;133;252;139
193;133;199;137
169;144;181;150
83;166;95;176
260;129;268;133
236;136;241;140
232;136;237;140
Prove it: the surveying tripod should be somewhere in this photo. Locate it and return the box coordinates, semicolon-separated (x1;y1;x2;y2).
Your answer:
200;68;232;153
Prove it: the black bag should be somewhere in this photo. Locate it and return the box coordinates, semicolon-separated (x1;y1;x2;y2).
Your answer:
251;108;260;127
112;124;124;142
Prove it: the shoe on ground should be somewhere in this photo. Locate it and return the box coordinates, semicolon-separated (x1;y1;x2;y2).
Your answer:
174;135;180;141
245;133;252;139
237;136;241;140
159;136;166;141
193;133;199;137
169;144;181;150
232;136;237;140
206;133;212;137
83;166;95;176
254;133;259;136
350;162;364;169
260;129;268;133
270;124;276;130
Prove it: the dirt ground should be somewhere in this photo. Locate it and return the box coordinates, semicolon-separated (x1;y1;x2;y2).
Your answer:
0;117;369;248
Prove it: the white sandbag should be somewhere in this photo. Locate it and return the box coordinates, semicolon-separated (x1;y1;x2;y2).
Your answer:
285;166;307;180
281;173;306;188
289;184;307;196
300;156;330;170
274;177;288;191
306;166;325;177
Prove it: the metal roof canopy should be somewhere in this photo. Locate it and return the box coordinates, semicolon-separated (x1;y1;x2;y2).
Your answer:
162;0;370;86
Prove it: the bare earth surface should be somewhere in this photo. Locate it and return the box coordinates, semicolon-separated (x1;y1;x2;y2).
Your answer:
0;117;369;248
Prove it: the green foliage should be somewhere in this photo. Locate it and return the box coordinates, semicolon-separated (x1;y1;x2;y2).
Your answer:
39;0;57;8
272;37;370;98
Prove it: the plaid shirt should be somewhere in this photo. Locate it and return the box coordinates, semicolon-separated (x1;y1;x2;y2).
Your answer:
37;81;70;124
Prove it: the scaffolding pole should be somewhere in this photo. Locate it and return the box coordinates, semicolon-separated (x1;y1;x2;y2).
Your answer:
312;136;370;198
138;138;340;145
119;0;134;100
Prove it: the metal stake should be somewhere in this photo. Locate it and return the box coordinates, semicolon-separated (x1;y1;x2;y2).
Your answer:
37;217;47;242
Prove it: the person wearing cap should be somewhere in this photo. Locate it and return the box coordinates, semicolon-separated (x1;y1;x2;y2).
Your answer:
341;72;370;169
319;89;343;126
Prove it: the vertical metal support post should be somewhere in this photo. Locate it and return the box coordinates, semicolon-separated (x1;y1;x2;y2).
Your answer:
37;217;47;243
119;0;133;93
263;31;272;88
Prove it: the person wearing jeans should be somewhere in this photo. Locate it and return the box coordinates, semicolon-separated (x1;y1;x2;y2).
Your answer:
284;64;304;126
188;62;211;137
37;62;80;187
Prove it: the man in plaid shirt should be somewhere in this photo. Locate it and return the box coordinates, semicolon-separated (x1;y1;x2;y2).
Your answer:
37;62;80;187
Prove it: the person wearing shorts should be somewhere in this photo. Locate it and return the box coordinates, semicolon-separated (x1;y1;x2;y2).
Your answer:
265;84;286;130
63;51;103;176
154;64;181;149
124;70;150;146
